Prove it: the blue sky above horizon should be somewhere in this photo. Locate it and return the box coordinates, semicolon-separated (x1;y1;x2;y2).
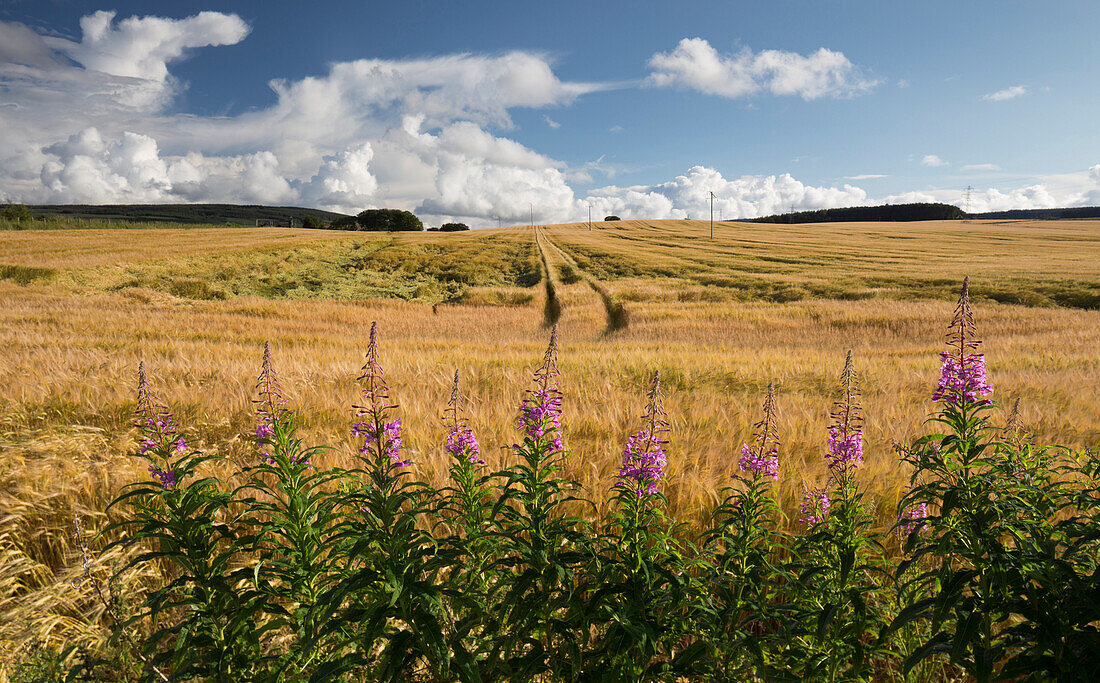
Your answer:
2;0;1098;225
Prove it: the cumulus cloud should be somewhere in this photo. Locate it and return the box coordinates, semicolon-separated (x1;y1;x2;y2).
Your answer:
892;165;1100;213
0;10;1094;224
37;127;295;204
982;85;1027;102
921;154;949;167
647;38;877;100
583;166;868;220
46;10;249;82
0;11;608;224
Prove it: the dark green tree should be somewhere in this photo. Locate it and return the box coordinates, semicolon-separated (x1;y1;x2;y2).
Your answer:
355;208;424;231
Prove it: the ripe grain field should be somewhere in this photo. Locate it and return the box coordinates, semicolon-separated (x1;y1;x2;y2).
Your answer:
1;218;1099;659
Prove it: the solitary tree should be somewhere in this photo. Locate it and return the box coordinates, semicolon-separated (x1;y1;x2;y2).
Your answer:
604;215;621;222
439;222;470;232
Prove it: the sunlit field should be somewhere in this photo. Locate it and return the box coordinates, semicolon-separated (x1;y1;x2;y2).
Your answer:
1;218;1099;672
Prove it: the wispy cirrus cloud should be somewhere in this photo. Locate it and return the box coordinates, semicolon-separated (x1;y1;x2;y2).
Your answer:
961;163;1001;172
982;85;1027;101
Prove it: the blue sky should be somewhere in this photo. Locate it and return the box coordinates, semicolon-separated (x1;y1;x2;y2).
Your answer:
2;1;1098;225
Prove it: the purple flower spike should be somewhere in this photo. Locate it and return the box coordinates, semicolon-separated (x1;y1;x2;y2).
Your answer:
253;341;289;462
799;486;831;525
738;443;779;480
353;323;409;469
516;325;565;454
149;466;177;490
825;351;865;476
617;370;670;496
444;370;484;464
898;501;929;536
934;277;994;405
737;383;780;481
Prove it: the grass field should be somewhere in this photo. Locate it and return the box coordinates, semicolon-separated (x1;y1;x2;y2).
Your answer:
1;218;1099;662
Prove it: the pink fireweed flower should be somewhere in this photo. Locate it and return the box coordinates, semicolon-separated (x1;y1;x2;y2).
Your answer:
932;351;993;404
617;370;670;496
353;323;407;469
897;502;929;536
447;425;483;464
737;383;781;481
515;325;565;453
933;277;993;405
444;370;483;464
253;341;289;460
799;486;831;525
359;418;408;467
517;387;564;452
148;466;177;489
826;428;864;474
134;363;188;488
618;428;668;496
826;351;865;476
738;443;779;480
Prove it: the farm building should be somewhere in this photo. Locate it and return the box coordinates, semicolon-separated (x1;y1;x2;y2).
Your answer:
255;218;302;228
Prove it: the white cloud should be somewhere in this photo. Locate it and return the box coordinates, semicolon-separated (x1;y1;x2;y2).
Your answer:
0;12;1095;224
46;10;249;82
647;38;878;100
609;125;624;133
37;127;295;205
921;154;948;167
961;163;1001;172
543;115;561;129
843;173;887;180
897;166;1100;212
584;166;868;220
982;85;1027;102
0;21;67;69
0;12;610;224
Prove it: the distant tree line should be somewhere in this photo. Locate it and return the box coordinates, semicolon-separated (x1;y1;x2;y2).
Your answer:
753;203;965;224
973;206;1100;220
329;209;424;231
25;203;344;226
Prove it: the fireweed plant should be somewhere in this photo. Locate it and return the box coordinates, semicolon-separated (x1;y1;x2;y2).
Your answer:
86;278;1100;681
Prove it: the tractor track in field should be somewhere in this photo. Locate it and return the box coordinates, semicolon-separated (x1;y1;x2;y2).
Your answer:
533;226;562;327
538;228;629;333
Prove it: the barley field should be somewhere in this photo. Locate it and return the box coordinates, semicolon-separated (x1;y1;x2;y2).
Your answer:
1;218;1099;665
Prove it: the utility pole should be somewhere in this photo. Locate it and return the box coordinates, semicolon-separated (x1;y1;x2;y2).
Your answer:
709;191;715;239
530;204;534;230
588;203;592;231
496;216;501;230
963;185;973;218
